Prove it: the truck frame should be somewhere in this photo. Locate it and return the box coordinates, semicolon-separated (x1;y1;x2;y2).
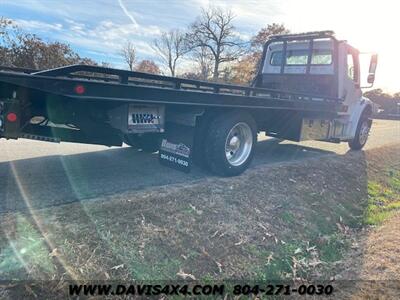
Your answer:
0;31;378;176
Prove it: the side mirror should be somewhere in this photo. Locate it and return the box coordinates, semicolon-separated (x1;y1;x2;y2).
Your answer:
361;53;378;88
369;54;378;74
367;74;375;84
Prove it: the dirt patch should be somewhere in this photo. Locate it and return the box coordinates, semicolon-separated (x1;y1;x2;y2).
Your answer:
340;212;400;280
0;144;399;297
332;212;400;299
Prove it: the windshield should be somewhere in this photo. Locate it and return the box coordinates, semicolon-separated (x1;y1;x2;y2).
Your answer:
269;44;333;66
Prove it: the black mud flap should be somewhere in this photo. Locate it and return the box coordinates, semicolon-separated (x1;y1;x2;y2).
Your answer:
159;123;194;173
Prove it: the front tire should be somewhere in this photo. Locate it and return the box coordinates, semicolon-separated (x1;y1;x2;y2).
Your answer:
204;111;257;176
348;110;372;150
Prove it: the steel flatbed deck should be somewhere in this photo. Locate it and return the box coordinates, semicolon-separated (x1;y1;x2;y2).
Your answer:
0;64;342;113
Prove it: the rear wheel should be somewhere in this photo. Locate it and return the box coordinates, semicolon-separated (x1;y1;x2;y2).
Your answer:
204;111;257;176
348;110;372;150
124;134;161;153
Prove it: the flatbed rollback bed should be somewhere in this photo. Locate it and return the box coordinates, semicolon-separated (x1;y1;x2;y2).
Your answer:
0;31;378;176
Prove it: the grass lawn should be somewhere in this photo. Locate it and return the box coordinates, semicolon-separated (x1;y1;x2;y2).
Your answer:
0;145;399;298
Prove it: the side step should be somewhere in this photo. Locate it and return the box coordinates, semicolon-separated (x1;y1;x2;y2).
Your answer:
20;133;60;143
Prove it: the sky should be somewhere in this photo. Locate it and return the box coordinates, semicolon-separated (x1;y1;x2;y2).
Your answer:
0;0;399;92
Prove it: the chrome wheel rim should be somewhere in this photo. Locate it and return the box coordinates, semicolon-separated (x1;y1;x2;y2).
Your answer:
225;122;253;166
359;121;370;145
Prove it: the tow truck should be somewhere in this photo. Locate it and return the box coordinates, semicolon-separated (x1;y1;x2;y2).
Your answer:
0;31;378;176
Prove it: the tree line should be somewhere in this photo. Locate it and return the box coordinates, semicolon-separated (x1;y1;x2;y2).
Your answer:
0;17;156;73
364;89;400;116
1;8;399;106
0;17;97;69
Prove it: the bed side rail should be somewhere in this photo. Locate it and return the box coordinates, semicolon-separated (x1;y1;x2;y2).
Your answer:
0;66;41;74
31;64;342;103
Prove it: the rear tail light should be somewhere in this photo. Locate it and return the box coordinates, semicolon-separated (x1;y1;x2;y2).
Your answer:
6;112;17;122
74;84;85;94
0;101;20;137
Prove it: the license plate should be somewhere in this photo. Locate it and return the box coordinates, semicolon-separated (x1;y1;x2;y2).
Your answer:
128;104;164;132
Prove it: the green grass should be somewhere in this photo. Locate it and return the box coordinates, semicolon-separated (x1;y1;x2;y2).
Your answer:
0;215;55;278
318;233;348;262
279;211;295;224
257;235;346;279
129;257;182;281
253;170;400;281
114;242;183;281
253;241;312;280
313;213;337;235
364;170;400;225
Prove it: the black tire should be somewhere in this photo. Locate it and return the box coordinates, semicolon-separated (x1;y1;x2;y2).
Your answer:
204;111;257;176
348;110;372;150
124;134;161;153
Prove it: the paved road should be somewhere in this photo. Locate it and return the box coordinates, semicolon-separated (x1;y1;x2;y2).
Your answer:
1;119;399;212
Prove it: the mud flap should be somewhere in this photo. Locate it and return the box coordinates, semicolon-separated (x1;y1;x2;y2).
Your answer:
158;123;194;173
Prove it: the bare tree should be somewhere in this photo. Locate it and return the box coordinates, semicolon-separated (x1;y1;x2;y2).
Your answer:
121;41;136;71
192;45;213;80
153;29;187;77
186;7;245;80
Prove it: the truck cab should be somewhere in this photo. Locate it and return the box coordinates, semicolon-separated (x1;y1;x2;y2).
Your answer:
253;31;378;147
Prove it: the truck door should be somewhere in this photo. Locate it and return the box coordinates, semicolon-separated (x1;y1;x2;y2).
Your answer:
342;46;362;107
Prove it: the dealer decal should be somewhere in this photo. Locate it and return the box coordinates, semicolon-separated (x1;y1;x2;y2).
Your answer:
159;139;191;172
